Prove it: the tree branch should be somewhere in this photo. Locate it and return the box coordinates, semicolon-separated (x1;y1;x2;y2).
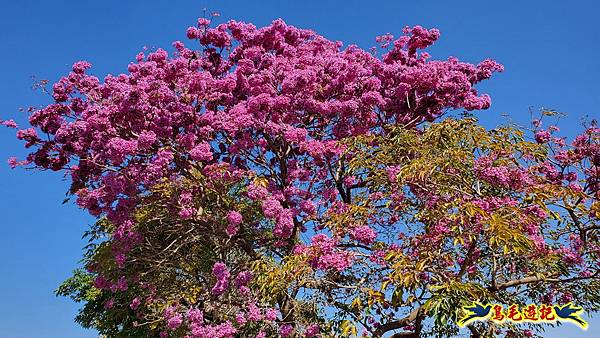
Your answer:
373;306;422;338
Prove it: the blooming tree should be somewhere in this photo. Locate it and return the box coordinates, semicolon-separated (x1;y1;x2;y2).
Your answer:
4;16;599;338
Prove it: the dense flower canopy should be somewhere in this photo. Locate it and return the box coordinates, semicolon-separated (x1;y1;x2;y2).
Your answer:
5;16;599;338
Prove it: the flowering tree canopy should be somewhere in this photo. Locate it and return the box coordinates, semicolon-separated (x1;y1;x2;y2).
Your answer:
4;16;599;338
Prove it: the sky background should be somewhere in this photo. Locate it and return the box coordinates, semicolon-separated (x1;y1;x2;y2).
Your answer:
0;1;598;337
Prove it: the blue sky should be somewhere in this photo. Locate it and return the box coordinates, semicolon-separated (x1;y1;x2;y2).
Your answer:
0;1;598;337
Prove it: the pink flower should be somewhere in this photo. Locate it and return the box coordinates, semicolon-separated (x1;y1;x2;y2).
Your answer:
234;271;252;288
72;61;92;74
351;225;377;245
129;297;141;310
305;324;320;337
114;253;126;268
535;129;552;143
197;18;211;27
300;200;317;215
104;298;114;309
564;172;578;182
343;175;357;187
568;183;583;193
187;308;203;323
225;210;242;236
226;210;242;225
190;142;212;161
137;130;157;149
225;225;238;236
274;209;294;238
186;27;199;39
283;126;307;143
247;184;268;200
264;308;278;321
167;314;183;330
279;324;293;337
107;137;137;165
247;303;262;321
179;207;195;219
262;198;283;218
7;157;22;168
235;312;246;325
0;119;17;128
212;262;230;296
303;234;355;271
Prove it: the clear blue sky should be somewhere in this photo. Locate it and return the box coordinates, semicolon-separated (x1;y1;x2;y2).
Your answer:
0;1;598;337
